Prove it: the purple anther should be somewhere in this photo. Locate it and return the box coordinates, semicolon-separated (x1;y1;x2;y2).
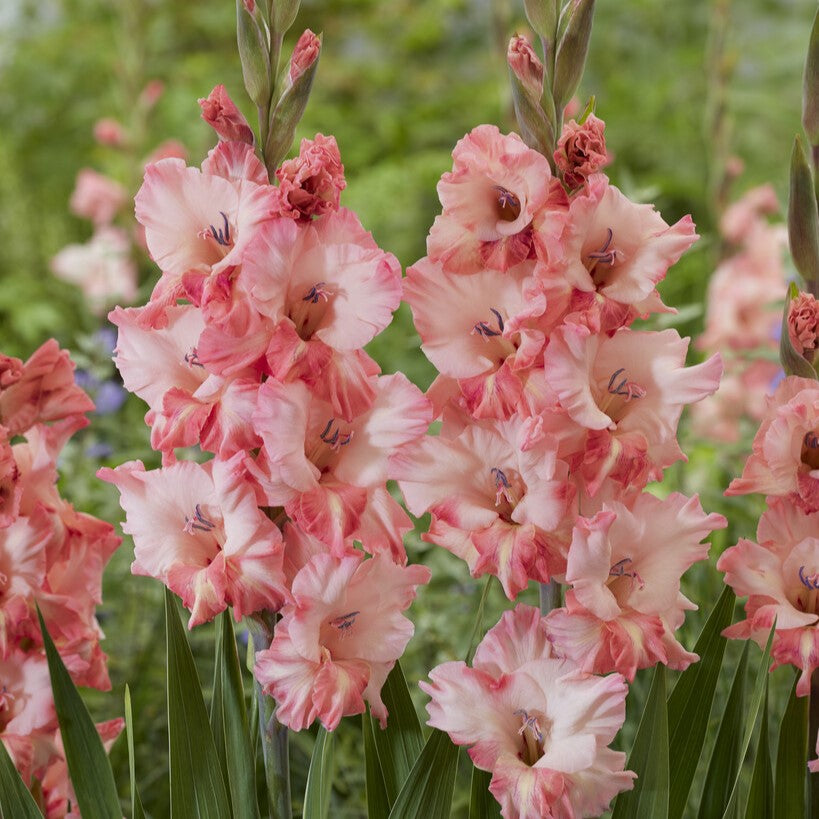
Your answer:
489;307;505;332
303;282;331;304
184;348;205;368
607;368;646;401
208;211;232;246
183;503;217;535
587;228;617;266
329;610;360;632
805;432;819;449
799;566;819;590
514;709;544;744
319;419;354;451
609;557;644;588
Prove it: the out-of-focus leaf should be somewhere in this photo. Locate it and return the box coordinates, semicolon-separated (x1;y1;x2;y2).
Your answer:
388;729;458;819
553;0;596;110
125;685;146;819
0;737;42;819
469;765;501;819
721;626;776;819
802;6;819;146
370;661;425;804
788;136;819;290
164;588;231;818
774;672;808;818
744;678;773;818
698;642;750;819
611;664;669;819
37;607;122;819
364;710;391;819
667;586;735;819
303;727;335;819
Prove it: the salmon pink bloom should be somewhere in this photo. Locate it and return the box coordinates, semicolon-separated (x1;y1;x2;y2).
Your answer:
543;325;723;493
421;605;634;818
254;550;430;731
427;125;564;273
726;376;819;512
395;413;576;598
554;175;697;332
198;84;255;145
788;291;818;359
99;453;287;627
276;134;346;220
718;498;819;696
242;209;402;419
404;258;556;419
545;493;726;679
249;374;430;560
69;169;127;227
553;114;610;190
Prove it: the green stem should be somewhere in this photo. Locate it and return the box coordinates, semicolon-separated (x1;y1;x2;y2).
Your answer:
539;580;560;616
248;615;291;819
464;576;495;664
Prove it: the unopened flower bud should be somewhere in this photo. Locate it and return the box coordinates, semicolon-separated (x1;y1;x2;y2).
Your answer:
554;113;609;189
289;29;321;83
198;85;255;145
243;0;255;13
93;118;125;147
788;291;819;361
139;80;165;110
507;35;544;99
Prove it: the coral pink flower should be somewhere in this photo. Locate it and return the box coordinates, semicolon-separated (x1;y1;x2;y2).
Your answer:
254;550;429;731
0;341;94;437
395;413;576;598
554;175;697;331
554;114;610;190
404;258;555;419
543;325;723;493
718;498;819;696
507;35;544;98
289;29;321;82
51;227;138;314
99;454;287;627
134;155;279;307
249;374;430;559
241;209;402;419
198;84;255;145
276;134;346;220
545;493;726;679
69;169;128;227
788;291;819;359
0;434;20;528
428;125;563;273
726;376;819;512
421;605;634;818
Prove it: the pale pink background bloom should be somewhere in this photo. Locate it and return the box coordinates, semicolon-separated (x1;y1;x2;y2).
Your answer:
545;493;726;679
254;550;429;731
427;125;561;273
726;376;819;512
719;498;819;695
555;174;697;331
69;169;128;227
554;114;610;190
276;134;346;220
422;605;634;818
93;118;125;147
99;454;287;627
51;227;138;315
198;84;255;145
720;184;780;245
788;291;819;358
395;413;576;598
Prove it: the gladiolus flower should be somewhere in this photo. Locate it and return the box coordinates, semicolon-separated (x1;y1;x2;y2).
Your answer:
198;84;255;146
554;114;610;189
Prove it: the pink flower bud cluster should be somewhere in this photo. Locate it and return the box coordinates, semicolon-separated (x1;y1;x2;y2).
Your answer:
0;340;122;814
398;120;726;816
102;90;430;733
692;185;788;442
721;375;819;704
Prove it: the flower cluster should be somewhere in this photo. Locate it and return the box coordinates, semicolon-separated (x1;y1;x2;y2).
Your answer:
102;72;430;733
692;185;788;442
51;81;187;315
0;340;122;815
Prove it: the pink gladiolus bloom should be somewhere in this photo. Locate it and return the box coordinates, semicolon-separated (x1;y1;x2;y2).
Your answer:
51;227;138;314
99;454;287;627
555;175;697;331
422;605;634;818
726;376;819;512
198;84;255;146
250;374;430;559
428;125;563;273
242;209;402;419
720;184;780;244
254;550;430;731
718;498;819;696
0;341;94;437
0;434;20;528
69;169;128;227
507;35;544;98
276;134;346;220
201;140;269;186
290;29;321;82
404;258;554;419
545;493;726;679
543;324;723;493
788;291;819;358
395;413;576;598
554;114;610;190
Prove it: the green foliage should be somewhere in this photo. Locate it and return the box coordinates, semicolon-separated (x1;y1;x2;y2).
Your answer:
469;766;501;819
303;728;335;819
0;739;44;819
773;672;808;818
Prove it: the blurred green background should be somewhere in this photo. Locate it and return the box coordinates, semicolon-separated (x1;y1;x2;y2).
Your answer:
0;0;814;815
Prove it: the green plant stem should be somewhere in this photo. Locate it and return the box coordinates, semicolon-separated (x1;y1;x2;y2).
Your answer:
539;580;560;616
248;615;291;819
810;670;819;813
465;575;495;664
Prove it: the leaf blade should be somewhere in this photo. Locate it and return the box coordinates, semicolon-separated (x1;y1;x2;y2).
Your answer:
774;671;809;818
303;727;335;819
469;765;501;819
0;736;43;819
363;710;391;819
